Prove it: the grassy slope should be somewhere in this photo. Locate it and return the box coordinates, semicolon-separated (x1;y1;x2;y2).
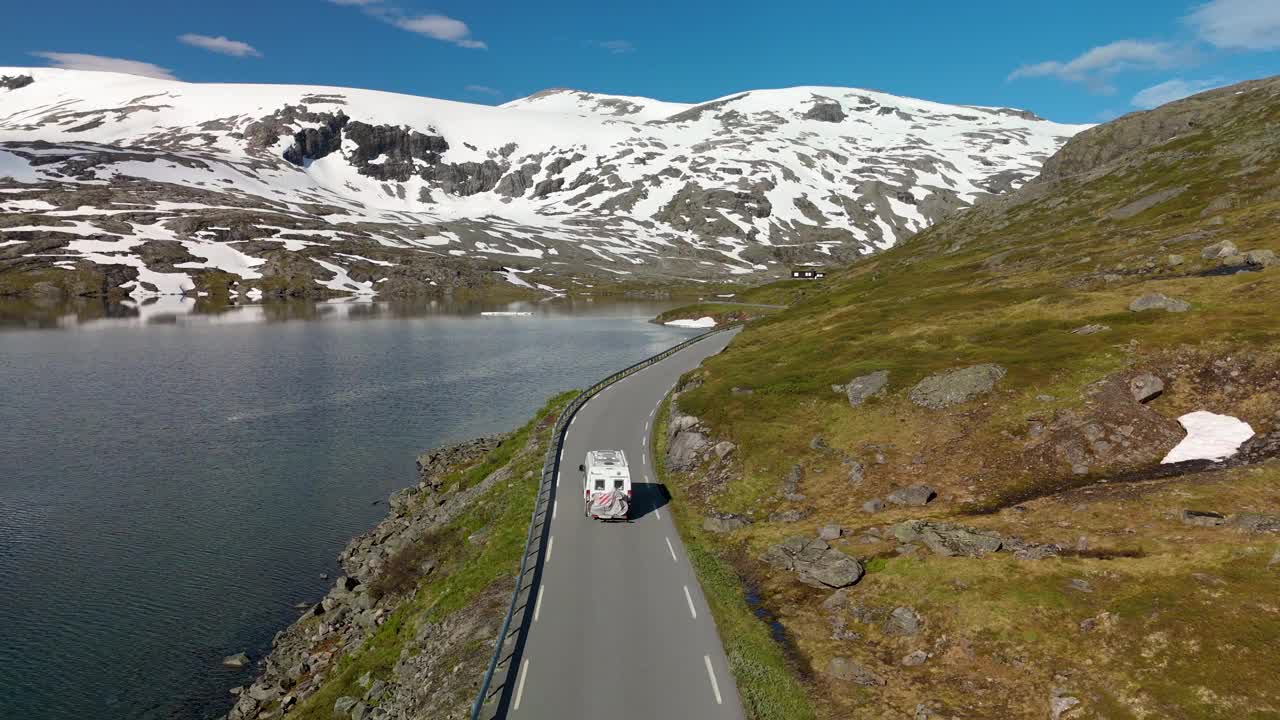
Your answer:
286;391;576;719
667;79;1280;718
653;394;816;720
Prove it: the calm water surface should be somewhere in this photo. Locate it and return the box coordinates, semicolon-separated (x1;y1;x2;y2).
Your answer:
0;296;699;720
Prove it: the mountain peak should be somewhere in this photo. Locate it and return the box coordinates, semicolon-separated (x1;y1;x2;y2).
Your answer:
0;67;1087;300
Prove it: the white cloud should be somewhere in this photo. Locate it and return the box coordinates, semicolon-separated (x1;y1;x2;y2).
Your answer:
331;2;487;49
30;51;177;80
178;33;262;58
1131;77;1226;109
1186;0;1280;51
392;14;487;49
1008;40;1181;92
465;84;501;96
594;39;635;54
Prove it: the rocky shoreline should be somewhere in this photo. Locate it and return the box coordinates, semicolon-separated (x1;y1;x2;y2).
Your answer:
221;435;507;720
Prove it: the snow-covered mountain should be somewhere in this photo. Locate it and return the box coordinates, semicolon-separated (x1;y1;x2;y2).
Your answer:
0;67;1087;299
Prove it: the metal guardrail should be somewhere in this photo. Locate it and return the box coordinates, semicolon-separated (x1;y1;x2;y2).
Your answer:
469;322;742;720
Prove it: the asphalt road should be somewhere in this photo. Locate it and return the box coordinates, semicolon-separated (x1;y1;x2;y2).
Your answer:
510;328;746;720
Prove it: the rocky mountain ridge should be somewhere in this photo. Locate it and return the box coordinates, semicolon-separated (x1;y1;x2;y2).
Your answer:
0;68;1084;300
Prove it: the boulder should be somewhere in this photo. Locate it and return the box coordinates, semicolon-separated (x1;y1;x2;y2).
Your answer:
893;520;1003;557
781;464;805;499
883;606;922;636
667;428;708;472
703;515;750;534
845;459;865;484
1181;509;1226;527
862;498;885;513
769;509;810;523
247;683;277;702
1167;254;1184;267
222;652;251;669
1070;324;1109;335
1128;373;1164;403
827;657;884;686
1051;695;1081;720
761;536;864;588
909;364;1006;409
1229;513;1280;533
901;650;929;667
1200;240;1238;259
1245;249;1277;267
1128;293;1190;312
818;523;844;541
885;485;936;507
845;370;890;407
712;441;736;460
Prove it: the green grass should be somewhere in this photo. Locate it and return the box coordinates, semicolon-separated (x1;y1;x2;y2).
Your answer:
653;393;816;720
647;80;1280;718
286;390;576;719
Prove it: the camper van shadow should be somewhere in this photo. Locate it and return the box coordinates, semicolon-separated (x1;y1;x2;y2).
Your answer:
628;481;670;521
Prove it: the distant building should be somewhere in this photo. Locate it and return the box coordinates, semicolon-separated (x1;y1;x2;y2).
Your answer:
790;267;826;280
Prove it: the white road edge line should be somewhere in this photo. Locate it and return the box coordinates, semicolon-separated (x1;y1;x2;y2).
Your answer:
534;586;545;622
547;536;554;564
553;499;557;520
514;658;531;710
704;655;723;705
655;507;661;520
683;585;697;619
642;455;647;466
666;537;678;562
642;435;647;447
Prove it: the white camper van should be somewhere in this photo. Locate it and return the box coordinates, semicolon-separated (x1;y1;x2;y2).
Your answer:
580;449;632;521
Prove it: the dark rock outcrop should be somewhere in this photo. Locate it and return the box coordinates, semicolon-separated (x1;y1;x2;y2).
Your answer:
283;112;349;166
343;121;449;181
1;74;34;91
1023;372;1185;477
804;102;847;123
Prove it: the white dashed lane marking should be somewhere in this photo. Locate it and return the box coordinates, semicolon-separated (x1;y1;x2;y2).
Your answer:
514;658;531;709
683;585;697;619
665;537;678;562
704;655;722;705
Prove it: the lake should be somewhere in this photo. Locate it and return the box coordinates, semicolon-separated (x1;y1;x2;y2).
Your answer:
0;296;700;720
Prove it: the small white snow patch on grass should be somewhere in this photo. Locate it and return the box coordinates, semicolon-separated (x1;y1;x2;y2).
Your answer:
664;316;717;329
1161;410;1254;464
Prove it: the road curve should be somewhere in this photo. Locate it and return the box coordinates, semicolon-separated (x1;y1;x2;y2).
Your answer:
510;328;745;720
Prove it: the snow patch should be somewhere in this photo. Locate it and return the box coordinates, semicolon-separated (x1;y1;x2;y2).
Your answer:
664;316;717;329
1161;411;1255;464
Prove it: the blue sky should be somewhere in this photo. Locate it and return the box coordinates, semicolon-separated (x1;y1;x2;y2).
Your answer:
2;0;1278;123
